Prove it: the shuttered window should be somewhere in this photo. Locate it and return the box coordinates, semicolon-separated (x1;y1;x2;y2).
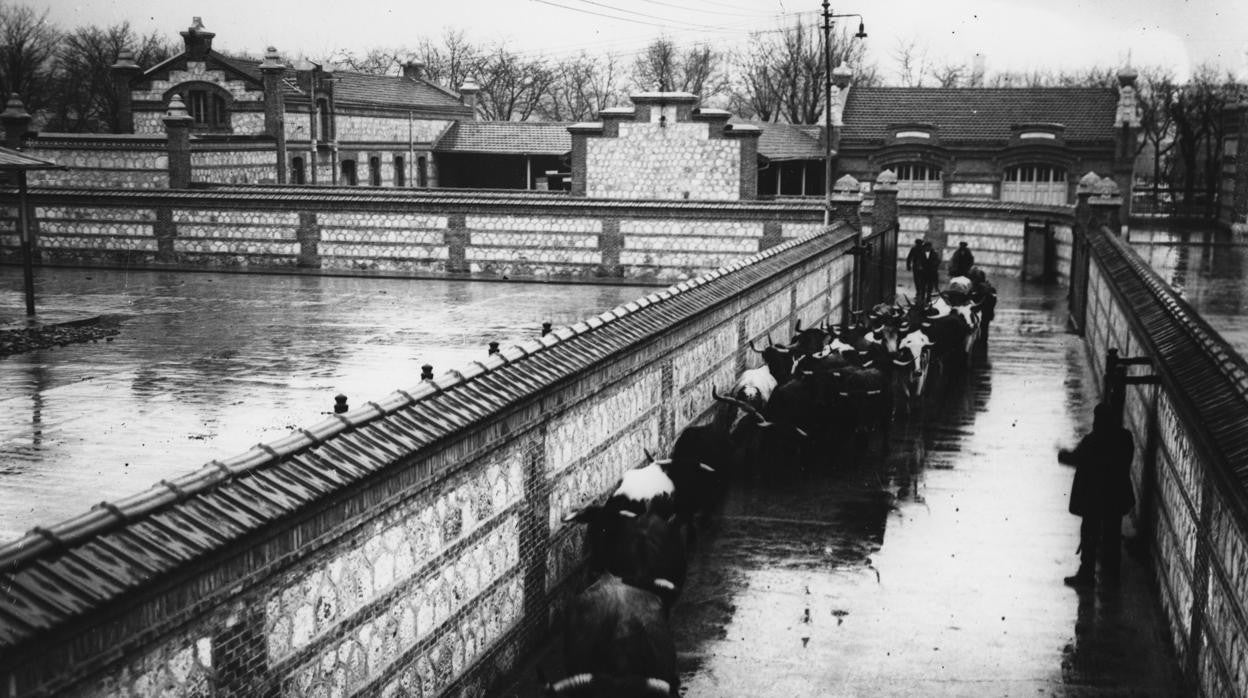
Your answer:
1002;165;1068;205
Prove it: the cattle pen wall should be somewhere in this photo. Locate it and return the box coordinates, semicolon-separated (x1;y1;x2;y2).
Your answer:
0;226;856;698
1075;222;1248;697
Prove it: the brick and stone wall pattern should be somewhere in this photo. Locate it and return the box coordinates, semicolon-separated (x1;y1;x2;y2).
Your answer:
585;123;741;201
942;217;1025;272
320;212;450;274
334;115;453;144
193;148;276;185
465;215;601;280
1082;256;1248;698
21;146;167;189
620;218;763;281
131;61;265;135
0;205;160;266
38;230;853;698
171;208;301;266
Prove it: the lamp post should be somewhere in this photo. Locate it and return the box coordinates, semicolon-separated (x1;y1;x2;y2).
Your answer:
821;1;866;226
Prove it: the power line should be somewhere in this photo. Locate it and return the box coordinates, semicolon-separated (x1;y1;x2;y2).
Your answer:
528;0;707;32
565;0;727;30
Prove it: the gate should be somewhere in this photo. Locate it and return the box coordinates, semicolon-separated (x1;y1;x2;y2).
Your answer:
1023;218;1055;281
857;220;898;312
1068;224;1090;331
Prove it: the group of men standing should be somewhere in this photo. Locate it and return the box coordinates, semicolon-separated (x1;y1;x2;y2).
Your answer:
906;238;976;303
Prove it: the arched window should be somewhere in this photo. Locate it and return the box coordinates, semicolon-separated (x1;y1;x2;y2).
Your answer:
417;156;428;187
180;85;230;131
394;155;406;187
291;156;306;185
368;156;382;186
341;159;357;185
1002;165;1067;205
893;163;942;199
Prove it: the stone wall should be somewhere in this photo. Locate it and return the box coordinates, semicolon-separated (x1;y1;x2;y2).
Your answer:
19;139;168;189
0;188;827;283
585;122;743;201
131;60;266;135
1079;224;1248;698
192;146;277;185
892;201;1074;282
332;113;453;144
0;228;857;698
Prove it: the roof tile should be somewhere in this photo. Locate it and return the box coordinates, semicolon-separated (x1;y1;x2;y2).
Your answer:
435;121;572;155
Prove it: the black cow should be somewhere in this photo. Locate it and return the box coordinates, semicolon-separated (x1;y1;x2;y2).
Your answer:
562;507;687;612
550;573;679;697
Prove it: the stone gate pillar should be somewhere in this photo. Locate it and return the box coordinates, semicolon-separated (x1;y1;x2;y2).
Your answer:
873;169;900;302
1089;177;1124;234
1;93;32;149
829;174;862;230
164;95;193;189
110;50;142;134
259;47;288;184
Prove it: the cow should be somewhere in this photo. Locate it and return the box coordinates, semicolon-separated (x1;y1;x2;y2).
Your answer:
892;327;935;410
548;573;680;697
562;507;687;613
731;364;778;413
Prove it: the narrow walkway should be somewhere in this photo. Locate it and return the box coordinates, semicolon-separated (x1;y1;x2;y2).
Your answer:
509;280;1183;697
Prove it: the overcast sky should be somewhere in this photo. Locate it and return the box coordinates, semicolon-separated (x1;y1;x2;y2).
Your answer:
42;0;1248;83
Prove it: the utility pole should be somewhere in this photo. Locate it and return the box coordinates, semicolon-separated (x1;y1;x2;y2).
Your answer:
822;0;833;228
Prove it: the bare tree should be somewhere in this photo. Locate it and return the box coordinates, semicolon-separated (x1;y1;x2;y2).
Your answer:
540;51;623;121
49;22;173;131
931;62;966;88
417;29;484;93
328;47;413;76
475;45;553;121
892;37;930;87
1135;67;1178;198
0;1;59;115
630;38;729;102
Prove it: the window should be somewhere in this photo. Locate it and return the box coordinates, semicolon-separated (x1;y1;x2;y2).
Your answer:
369;156;381;186
185;88;228;129
291;157;306;185
317;97;333;141
417;156;428;187
341;159;357;185
1002;165;1067;205
394;155;405;187
893;163;942;199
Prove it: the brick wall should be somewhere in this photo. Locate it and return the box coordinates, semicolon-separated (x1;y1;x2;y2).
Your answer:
20;139;168;189
1079;225;1248;698
585;122;743;201
0;188;826;283
0;227;857;698
192;146;277;185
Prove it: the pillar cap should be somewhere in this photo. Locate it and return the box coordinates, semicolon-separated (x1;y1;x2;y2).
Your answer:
259;46;286;72
831;173;863;202
874;169;899;192
163;94;193;124
0;93;30;121
459;79;480;95
111;49;141;72
1076;171;1101;195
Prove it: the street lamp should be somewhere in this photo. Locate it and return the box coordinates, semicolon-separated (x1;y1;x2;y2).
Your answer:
821;1;866;226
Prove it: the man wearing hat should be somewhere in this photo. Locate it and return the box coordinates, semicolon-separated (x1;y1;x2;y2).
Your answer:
905;238;928;303
1058;402;1136;586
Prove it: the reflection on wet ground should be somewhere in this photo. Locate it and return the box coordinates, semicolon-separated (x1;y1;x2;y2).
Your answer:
0;268;639;543
507;278;1182;697
1128;224;1248;356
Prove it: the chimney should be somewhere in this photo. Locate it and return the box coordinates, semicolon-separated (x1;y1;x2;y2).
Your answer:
111;50;142;133
402;60;425;81
1;93;32;149
971;55;986;87
459;79;480;118
180;17;215;59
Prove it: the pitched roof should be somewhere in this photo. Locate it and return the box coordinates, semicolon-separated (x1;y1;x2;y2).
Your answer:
333;72;468;112
841;87;1119;144
434;121;572;155
752;122;823;161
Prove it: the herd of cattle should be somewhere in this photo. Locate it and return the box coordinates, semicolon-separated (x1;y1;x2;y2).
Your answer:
540;276;998;696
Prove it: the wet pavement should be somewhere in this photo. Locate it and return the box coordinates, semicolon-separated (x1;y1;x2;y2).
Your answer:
507;278;1183;697
0;268;638;543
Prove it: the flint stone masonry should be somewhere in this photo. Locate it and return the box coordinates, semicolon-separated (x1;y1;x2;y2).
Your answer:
586;123;741;200
0;226;857;698
1078;223;1248;698
334;115;453;144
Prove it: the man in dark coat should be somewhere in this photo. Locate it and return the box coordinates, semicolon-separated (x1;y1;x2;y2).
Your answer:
949;241;975;278
905;238;928;303
920;240;941;302
1057;402;1136;586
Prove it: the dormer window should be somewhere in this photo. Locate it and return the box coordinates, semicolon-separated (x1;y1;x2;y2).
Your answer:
894;163;943;199
1002;165;1067;205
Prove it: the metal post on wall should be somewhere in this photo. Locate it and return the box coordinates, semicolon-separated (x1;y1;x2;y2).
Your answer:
18;169;34;316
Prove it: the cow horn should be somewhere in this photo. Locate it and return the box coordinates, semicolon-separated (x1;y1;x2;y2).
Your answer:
549;673;595;694
652;578;676;591
617;510;637;518
793;427;809;438
699;462;716;472
767;332;774;347
644;448;655;462
893;358;911;367
748;339;764;353
795;318;803;332
644;679;673;695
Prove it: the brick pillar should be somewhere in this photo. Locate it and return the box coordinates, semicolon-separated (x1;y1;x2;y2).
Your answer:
163;95;193;189
1075;171;1100;237
597;217;622;277
1;93;32;149
111;50;142;134
829;174;862;230
446;214;468;273
1090;178;1124;234
296;211;320;268
154;207;177;263
259;47;288;184
728;125;761;200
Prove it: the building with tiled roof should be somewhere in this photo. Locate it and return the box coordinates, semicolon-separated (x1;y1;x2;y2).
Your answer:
433;121;573;189
833;76;1137;205
114;17;474;187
